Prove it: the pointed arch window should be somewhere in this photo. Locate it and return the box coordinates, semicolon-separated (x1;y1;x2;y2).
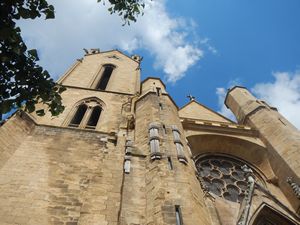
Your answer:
69;104;88;127
86;106;102;128
68;99;104;129
95;64;115;90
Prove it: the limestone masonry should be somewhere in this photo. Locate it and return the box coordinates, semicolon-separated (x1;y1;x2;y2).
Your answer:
0;49;300;225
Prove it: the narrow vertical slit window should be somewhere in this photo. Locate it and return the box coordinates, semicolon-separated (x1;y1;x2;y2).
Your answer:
162;124;167;135
69;104;87;127
86;106;102;128
96;65;114;90
175;205;183;225
159;103;163;110
156;87;161;96
167;157;173;170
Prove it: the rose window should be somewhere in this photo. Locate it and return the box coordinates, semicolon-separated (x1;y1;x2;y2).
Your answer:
195;156;261;203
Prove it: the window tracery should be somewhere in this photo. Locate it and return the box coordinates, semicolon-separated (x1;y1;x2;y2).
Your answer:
69;104;88;127
68;99;103;129
195;155;262;203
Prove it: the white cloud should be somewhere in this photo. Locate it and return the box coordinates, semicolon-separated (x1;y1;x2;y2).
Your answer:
200;38;217;55
216;72;300;129
216;78;242;121
17;0;202;83
252;71;300;129
216;87;236;121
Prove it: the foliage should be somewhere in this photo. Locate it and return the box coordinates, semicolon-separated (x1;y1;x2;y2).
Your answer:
0;0;145;121
0;0;66;120
98;0;146;25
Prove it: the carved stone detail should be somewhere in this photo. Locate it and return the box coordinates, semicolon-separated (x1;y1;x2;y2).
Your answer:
237;165;255;225
287;177;300;199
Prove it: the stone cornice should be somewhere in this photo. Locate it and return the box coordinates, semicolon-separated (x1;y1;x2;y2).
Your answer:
181;117;259;137
135;91;179;109
61;85;134;96
18;111;118;139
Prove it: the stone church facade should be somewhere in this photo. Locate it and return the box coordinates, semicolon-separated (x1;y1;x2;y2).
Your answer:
0;49;299;225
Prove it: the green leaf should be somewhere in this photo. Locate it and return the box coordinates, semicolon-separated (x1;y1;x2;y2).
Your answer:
45;5;55;19
26;102;35;113
28;49;39;60
0;27;14;40
0;100;14;114
58;86;67;93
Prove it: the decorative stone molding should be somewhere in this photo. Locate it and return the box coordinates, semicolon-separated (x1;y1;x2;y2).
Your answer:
84;48;100;55
287;177;300;199
124;139;133;174
124;155;131;174
171;125;187;164
125;140;133;155
177;154;188;164
149;122;160;130
171;125;181;133
100;136;108;149
150;151;162;160
237;165;255;225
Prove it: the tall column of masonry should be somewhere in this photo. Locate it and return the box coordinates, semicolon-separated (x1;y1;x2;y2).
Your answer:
133;77;213;225
225;86;300;212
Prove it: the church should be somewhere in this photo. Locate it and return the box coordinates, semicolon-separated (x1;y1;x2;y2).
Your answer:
0;49;299;225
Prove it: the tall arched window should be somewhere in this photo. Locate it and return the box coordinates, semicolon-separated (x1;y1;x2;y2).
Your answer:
86;106;102;128
68;99;104;129
69;104;87;127
96;64;115;90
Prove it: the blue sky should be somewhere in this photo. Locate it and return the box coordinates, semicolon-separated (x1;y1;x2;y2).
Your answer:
16;0;300;127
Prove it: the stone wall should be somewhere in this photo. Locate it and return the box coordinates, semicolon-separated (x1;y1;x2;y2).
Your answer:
0;115;124;225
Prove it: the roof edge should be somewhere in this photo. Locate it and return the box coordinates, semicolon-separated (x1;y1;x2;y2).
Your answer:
224;85;248;108
141;77;166;89
180;99;235;123
84;49;141;64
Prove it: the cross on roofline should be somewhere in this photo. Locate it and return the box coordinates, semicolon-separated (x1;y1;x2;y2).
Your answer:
187;94;196;101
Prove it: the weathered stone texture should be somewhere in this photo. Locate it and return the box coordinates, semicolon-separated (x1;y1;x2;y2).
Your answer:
0;50;299;225
226;86;300;212
59;51;140;95
0;120;123;225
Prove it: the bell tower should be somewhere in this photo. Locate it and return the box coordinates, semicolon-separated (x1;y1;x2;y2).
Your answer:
57;49;141;94
30;49;141;133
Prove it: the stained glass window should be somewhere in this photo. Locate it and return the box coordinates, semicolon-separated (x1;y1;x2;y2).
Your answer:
195;156;261;203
